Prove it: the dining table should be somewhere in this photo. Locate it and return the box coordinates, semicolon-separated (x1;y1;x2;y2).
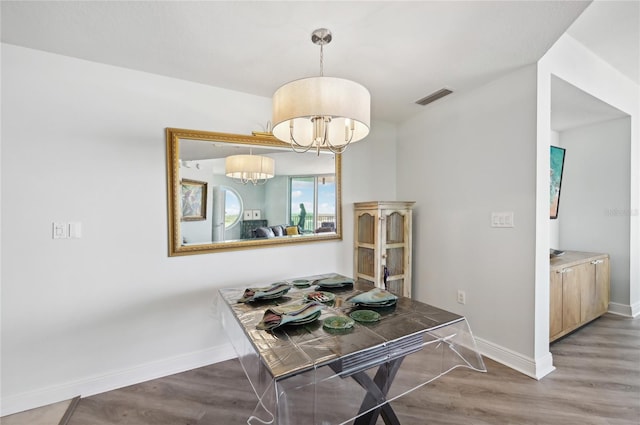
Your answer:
217;273;486;425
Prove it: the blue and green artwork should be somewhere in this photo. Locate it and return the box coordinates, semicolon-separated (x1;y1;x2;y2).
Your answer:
550;146;566;219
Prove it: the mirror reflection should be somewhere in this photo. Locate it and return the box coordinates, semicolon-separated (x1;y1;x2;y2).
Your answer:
166;128;342;256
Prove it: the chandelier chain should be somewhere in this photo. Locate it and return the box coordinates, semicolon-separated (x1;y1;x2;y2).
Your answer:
319;44;324;77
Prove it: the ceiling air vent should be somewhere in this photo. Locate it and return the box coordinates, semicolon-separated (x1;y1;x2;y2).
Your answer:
415;88;453;106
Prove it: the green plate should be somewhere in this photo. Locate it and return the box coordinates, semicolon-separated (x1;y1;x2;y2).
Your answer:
349;309;381;323
323;316;355;330
292;279;312;288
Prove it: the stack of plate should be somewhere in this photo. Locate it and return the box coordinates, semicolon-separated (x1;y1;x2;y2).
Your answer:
237;282;291;303
291;279;312;288
348;288;398;308
256;302;323;330
288;310;322;325
315;277;354;289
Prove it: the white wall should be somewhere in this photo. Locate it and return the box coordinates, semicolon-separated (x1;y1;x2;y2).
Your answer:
263;175;289;225
0;44;397;415
340;120;398;274
397;64;542;376
559;118;631;305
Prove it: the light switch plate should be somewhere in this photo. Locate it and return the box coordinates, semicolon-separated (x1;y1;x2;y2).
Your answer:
69;222;82;239
491;212;514;228
52;222;68;239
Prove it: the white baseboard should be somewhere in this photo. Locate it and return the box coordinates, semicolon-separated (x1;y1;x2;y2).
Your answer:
608;302;639;317
0;343;237;417
474;337;555;380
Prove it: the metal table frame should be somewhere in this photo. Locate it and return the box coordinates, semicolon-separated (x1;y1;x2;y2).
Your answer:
341;357;404;425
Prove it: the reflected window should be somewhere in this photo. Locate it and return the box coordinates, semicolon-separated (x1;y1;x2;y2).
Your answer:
290;175;336;233
223;186;242;229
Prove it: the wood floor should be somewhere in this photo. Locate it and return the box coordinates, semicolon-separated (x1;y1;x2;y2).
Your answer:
66;314;639;425
0;398;75;425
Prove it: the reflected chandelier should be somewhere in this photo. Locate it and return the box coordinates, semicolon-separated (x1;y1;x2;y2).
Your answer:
272;28;370;155
225;151;275;185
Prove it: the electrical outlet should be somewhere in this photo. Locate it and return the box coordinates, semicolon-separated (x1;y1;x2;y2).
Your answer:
457;290;466;305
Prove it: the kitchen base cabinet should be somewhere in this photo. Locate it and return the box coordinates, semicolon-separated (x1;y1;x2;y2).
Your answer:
550;251;610;342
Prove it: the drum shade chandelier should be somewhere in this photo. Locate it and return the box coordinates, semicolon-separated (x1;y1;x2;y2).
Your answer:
272;28;370;155
225;151;275;185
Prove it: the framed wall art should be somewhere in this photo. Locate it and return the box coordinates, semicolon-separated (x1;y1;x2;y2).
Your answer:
550;146;566;220
181;179;207;221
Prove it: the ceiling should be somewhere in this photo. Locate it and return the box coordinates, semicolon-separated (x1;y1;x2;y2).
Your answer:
551;0;639;131
566;0;640;86
1;1;636;127
550;76;628;132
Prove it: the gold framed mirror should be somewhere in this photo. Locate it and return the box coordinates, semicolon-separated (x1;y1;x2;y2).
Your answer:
166;128;342;256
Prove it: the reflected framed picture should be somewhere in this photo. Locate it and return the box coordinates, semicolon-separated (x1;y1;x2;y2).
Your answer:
550;146;566;219
180;179;207;221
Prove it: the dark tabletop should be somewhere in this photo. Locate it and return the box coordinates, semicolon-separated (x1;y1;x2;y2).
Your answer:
219;273;463;380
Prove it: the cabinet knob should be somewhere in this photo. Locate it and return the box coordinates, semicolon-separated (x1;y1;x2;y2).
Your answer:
591;260;604;265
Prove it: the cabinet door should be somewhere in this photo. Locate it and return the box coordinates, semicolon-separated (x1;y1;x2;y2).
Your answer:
578;262;598;322
562;267;581;330
593;258;610;317
356;247;376;280
550;270;563;339
384;211;408;296
357;212;376;245
355;211;378;284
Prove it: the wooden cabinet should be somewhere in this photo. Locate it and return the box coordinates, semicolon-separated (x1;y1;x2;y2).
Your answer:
585;258;610;320
549;270;564;339
549;251;610;342
354;201;415;298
